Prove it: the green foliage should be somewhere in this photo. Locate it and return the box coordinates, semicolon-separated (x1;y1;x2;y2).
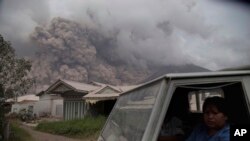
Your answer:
0;34;33;140
35;116;106;139
0;34;33;99
9;121;34;141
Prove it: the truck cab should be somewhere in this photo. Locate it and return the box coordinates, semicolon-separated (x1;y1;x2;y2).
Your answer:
98;71;250;141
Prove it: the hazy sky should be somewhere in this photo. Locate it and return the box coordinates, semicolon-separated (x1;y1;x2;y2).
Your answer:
0;0;250;70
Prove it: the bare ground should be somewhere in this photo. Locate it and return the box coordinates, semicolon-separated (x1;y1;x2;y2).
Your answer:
20;125;96;141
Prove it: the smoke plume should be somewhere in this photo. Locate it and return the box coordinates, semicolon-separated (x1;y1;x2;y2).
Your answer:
30;17;149;87
1;0;250;90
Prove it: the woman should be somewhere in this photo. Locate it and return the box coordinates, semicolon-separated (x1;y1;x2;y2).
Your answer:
186;96;230;141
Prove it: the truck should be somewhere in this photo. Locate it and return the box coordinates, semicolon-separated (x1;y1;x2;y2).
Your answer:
98;70;250;141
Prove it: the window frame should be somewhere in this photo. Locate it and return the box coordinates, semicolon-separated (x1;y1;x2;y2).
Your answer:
188;88;224;113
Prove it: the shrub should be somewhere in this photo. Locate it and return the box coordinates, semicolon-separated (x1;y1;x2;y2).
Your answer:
18;109;34;122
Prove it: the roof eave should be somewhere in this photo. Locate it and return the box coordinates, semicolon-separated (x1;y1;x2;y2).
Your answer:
45;79;90;94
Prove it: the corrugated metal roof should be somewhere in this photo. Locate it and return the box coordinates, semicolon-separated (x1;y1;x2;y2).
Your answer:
18;100;37;104
118;85;140;92
83;84;139;100
84;93;120;99
44;79;138;101
45;79;100;94
61;79;99;92
6;94;39;102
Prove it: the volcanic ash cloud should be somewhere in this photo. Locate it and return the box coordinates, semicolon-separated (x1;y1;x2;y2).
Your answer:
29;17;149;87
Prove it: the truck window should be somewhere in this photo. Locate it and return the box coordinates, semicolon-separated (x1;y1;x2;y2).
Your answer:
158;81;250;141
188;88;224;113
101;80;163;141
158;88;190;141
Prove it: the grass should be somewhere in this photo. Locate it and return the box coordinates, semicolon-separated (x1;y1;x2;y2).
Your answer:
35;116;106;139
9;121;34;141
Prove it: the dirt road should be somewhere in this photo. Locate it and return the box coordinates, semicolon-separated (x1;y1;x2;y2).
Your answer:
21;125;95;141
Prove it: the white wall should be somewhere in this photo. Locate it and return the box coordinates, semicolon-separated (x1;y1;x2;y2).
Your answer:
51;99;63;118
11;102;36;113
34;99;51;117
34;94;63;118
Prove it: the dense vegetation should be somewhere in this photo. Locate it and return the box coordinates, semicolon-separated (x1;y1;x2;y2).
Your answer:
1;34;33;140
35;116;106;139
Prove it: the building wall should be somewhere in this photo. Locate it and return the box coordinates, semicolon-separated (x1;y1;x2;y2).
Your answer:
34;99;51;117
34;94;63;118
11;102;36;114
51;99;63;118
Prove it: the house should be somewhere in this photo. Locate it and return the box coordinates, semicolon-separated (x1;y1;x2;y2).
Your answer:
8;94;39;114
83;82;139;117
9;86;65;119
44;79;138;120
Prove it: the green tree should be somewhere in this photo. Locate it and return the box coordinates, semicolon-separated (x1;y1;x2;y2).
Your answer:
0;34;33;140
0;35;33;99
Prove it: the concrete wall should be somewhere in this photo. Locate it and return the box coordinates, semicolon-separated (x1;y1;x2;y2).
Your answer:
11;102;36;113
34;99;51;117
51;99;63;118
34;94;63;118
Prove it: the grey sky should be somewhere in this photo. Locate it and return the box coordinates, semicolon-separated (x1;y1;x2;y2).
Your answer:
0;0;250;70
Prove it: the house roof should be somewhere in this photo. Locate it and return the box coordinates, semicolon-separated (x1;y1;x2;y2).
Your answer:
83;86;120;100
89;81;139;92
83;84;139;101
42;79;139;101
45;79;100;94
118;85;140;92
85;93;120;100
61;79;99;92
18;100;37;104
6;94;39;103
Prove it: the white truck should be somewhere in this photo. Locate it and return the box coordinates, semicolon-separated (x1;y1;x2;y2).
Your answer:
98;70;250;141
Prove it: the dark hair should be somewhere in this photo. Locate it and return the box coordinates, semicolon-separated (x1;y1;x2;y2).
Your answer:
202;96;228;116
